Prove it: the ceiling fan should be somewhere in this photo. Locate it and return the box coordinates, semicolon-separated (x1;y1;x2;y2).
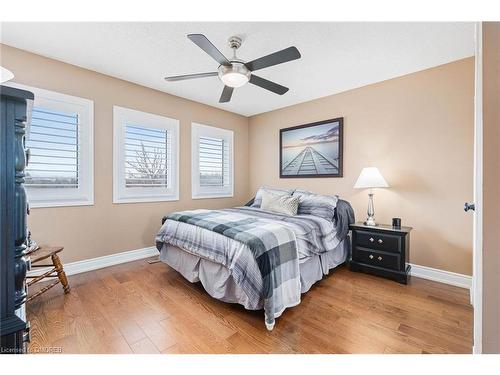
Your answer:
165;34;301;103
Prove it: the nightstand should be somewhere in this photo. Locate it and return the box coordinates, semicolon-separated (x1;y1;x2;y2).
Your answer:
349;222;412;284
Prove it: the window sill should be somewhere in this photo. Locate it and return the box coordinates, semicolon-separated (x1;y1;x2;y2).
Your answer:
113;195;179;204
29;198;94;209
192;193;234;200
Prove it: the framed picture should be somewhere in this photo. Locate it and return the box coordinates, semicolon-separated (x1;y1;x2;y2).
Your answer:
280;117;343;178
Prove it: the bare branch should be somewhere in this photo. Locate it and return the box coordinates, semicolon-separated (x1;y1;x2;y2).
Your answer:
125;141;168;185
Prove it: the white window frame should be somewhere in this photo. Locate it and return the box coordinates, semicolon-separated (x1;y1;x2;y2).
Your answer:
191;122;234;199
113;106;179;204
6;82;94;208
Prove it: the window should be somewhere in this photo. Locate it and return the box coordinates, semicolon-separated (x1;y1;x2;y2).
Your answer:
113;106;179;203
192;123;233;199
7;83;94;208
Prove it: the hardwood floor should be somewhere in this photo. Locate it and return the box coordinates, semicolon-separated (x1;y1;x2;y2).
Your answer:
26;258;473;354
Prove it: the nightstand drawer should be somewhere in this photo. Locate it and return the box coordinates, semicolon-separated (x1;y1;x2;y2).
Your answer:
352;247;401;271
355;230;401;253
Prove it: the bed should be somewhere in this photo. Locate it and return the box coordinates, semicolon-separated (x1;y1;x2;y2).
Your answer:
155;191;354;330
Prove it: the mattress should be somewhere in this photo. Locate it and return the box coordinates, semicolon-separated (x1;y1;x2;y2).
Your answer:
159;240;348;310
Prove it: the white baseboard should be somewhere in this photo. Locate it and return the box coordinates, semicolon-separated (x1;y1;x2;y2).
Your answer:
27;246;158;277
410;263;472;290
27;248;471;292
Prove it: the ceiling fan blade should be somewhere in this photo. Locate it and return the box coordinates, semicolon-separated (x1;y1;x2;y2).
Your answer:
187;34;231;66
165;72;218;82
245;46;301;71
249;75;289;95
219;86;234;103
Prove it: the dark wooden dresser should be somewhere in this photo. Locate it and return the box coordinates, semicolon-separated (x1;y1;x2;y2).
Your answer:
349;222;412;284
0;85;34;354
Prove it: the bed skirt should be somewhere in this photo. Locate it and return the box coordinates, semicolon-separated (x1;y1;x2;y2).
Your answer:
159;241;348;311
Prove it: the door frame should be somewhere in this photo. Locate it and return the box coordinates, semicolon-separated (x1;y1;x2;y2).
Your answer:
472;21;483;355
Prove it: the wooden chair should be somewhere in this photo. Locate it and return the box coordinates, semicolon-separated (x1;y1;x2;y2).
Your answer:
26;246;70;302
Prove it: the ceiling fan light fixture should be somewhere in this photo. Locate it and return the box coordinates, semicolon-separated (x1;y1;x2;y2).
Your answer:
218;62;250;88
220;72;248;88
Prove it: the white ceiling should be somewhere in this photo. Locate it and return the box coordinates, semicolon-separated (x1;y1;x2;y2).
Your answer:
0;22;474;117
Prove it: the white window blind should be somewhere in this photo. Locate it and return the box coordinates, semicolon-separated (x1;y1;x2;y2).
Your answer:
192;123;233;199
26;107;80;188
124;124;170;188
198;136;230;188
6;82;94;208
113;106;179;203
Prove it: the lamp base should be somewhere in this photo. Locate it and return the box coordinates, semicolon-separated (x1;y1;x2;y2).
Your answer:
364;216;377;226
364;192;377;226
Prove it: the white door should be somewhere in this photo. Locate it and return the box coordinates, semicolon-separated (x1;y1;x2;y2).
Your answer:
471;21;483;355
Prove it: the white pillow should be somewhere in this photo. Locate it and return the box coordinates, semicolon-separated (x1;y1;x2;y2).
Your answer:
260;190;300;216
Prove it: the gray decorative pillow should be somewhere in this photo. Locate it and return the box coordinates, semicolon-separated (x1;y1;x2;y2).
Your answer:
293;190;339;221
260;190;300;216
251;186;295;207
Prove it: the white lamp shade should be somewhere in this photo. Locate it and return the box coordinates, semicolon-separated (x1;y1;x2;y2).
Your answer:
0;66;14;84
354;167;389;189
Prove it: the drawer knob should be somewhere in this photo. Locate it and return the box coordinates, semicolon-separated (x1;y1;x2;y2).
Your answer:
378;256;383;261
378;239;383;244
369;237;374;242
369;254;374;259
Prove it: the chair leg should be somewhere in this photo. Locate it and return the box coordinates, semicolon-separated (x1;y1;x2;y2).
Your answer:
52;253;70;293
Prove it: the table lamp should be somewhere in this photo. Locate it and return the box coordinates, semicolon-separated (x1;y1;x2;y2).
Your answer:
354;167;389;226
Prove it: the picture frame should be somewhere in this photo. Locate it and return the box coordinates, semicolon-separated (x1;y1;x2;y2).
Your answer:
280;117;343;178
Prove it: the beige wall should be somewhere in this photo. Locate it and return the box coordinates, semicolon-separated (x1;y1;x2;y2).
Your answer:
0;44;250;264
249;58;474;275
1;44;475;276
482;22;500;354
